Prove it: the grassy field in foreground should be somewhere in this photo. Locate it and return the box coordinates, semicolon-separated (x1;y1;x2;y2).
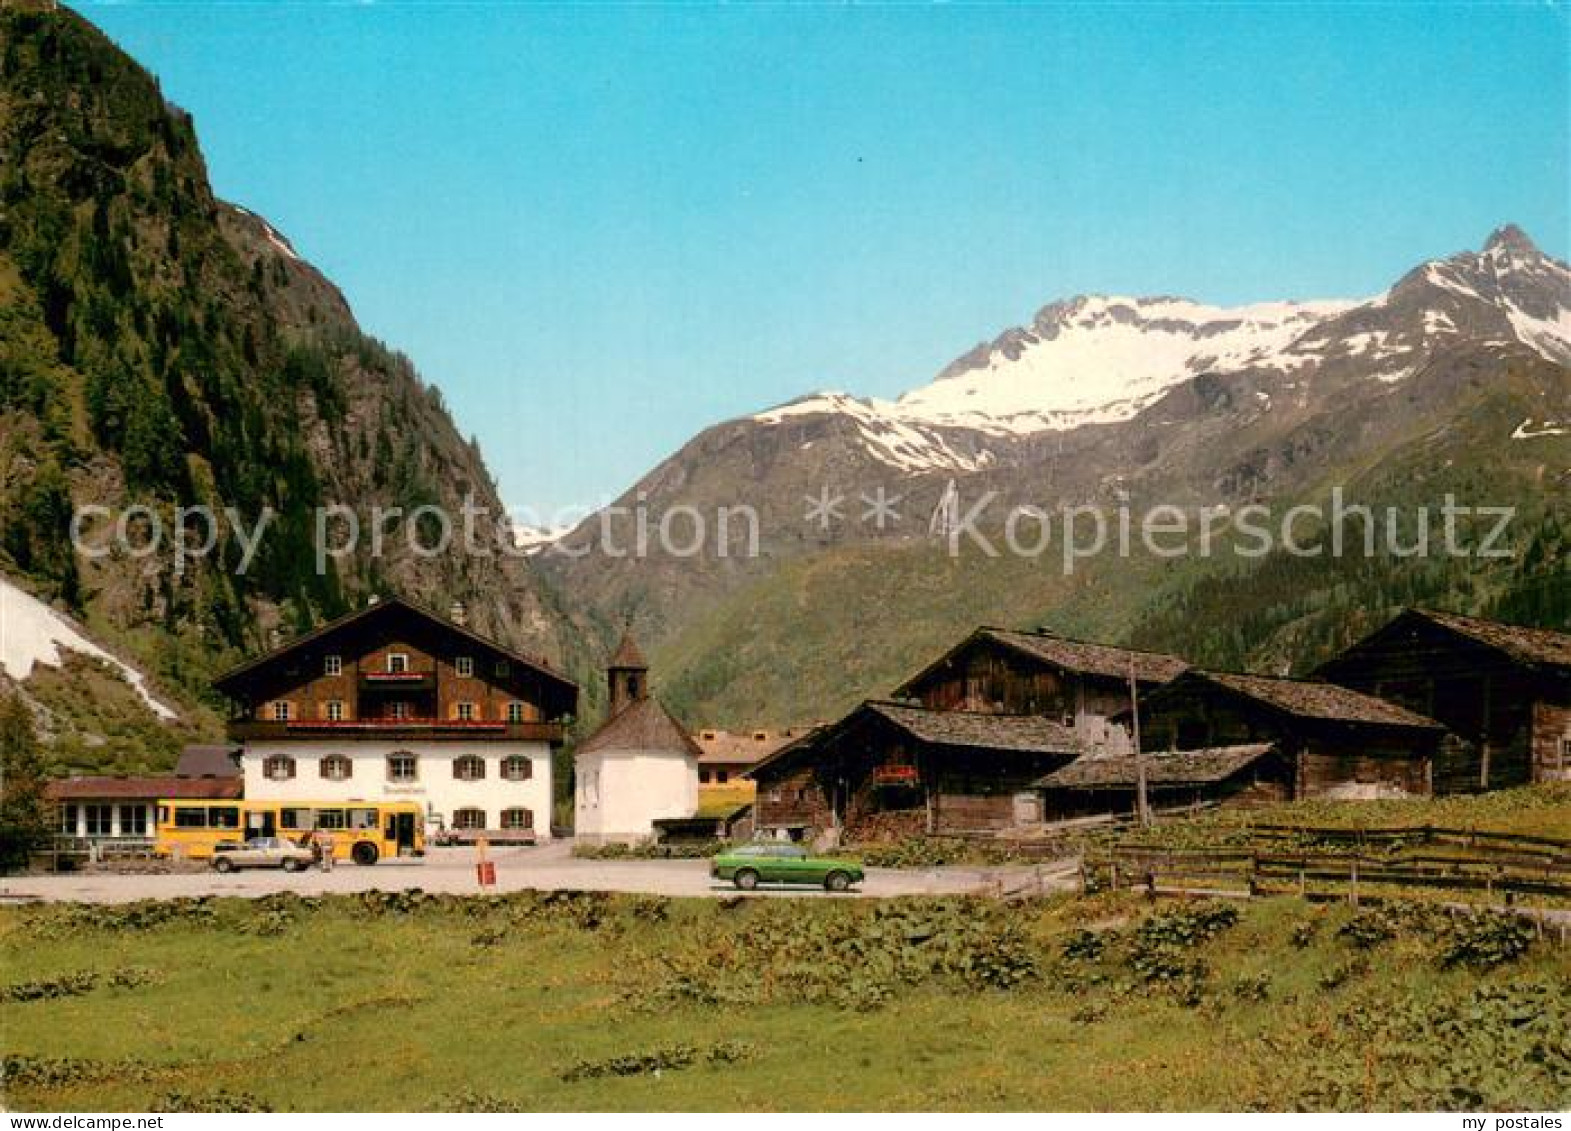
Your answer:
3;888;1567;1112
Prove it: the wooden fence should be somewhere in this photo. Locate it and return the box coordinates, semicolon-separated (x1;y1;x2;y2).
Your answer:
1085;822;1571;907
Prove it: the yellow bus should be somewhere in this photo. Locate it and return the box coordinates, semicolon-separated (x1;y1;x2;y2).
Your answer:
155;799;425;865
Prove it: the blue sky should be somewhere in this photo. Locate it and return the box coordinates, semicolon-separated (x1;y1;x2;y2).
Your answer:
84;1;1569;516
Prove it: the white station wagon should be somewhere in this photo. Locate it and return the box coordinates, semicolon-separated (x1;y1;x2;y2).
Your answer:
210;837;314;873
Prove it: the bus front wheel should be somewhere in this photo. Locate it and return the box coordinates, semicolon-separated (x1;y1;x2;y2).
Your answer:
351;842;380;867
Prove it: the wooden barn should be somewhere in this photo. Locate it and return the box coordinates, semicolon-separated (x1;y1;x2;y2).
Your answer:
1315;608;1571;790
747;701;1081;842
1124;670;1451;799
893;628;1188;756
1037;743;1288;821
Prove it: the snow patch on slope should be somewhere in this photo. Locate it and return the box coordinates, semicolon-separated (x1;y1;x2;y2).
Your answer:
1504;303;1571;365
754;393;995;474
1512;418;1569;439
511;524;569;556
0;576;177;720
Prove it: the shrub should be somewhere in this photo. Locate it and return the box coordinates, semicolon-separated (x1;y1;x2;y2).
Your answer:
1439;912;1535;970
154;1089;273;1113
561;1042;756;1082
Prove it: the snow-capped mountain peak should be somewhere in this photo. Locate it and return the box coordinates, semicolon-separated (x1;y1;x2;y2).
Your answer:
745;226;1568;476
893;293;1357;435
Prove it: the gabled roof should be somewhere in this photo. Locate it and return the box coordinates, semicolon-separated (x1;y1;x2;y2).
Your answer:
46;775;243;801
212;595;576;697
1158;670;1443;730
578;696;702;759
174;745;241;778
861;700;1083;755
691;727;810;766
1402;609;1571;670
609;631;648;670
740;725;827;780
1036;744;1275;790
893;626;1188;698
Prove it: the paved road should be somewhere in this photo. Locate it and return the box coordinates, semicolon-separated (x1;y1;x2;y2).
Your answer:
0;843;1082;904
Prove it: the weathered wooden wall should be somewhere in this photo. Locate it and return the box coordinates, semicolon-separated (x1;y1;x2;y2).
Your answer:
1533;702;1571;782
752;761;832;836
1318;618;1563;790
1294;738;1431;799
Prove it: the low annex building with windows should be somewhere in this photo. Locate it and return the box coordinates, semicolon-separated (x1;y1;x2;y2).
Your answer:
212;595;577;842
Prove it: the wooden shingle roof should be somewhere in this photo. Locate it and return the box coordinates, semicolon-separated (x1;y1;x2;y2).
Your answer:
1037;744;1275;790
609;631;648;670
578;696;702;759
1187;671;1443;729
1408;609;1571;670
863;701;1083;755
893;627;1187;698
980;629;1190;684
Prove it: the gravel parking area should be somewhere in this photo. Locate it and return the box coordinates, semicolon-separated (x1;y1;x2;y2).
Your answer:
1;843;1081;904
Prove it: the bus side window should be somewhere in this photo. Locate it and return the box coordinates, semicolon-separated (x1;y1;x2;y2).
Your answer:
157;806;169;824
209;806;240;829
350;808;376;830
281;808;305;831
175;807;207;828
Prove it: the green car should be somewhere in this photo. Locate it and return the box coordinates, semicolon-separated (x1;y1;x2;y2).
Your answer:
710;842;865;892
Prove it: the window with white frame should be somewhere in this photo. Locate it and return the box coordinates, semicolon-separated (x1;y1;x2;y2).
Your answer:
320;754;352;781
264;754;297;781
84;805;113;837
60;804;78;834
326;700;346;722
453;808;486;830
271;701;292;721
507;701;527;723
456;702;476;722
500;807;533;830
387;752;418;783
502;755;532;781
455;656;474;677
388;701;410;721
119;805;147;836
324;654;342;676
387;653;409;674
453;755;485;781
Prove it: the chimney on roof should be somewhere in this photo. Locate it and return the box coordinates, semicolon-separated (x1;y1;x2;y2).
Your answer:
450;600;468;627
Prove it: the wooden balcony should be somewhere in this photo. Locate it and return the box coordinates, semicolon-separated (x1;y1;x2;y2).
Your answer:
359;671;435;691
228;719;566;744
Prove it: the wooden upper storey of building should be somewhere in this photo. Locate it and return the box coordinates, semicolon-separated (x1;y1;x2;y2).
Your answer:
892;626;1189;720
212;596;579;743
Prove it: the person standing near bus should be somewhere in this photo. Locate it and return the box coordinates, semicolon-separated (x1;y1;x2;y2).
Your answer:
318;830;335;872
